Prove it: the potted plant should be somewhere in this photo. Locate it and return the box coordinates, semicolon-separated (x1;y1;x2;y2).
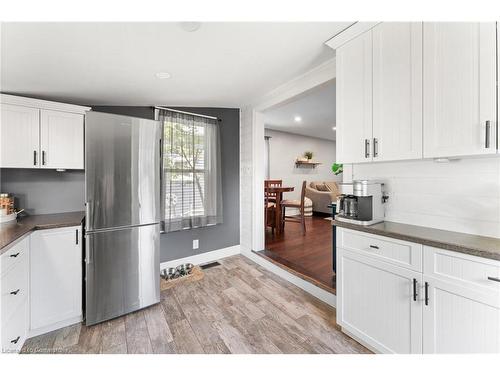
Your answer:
304;151;313;161
331;163;343;175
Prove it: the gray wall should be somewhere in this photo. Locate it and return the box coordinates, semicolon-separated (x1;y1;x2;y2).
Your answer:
0;168;85;214
92;106;241;263
0;106;240;263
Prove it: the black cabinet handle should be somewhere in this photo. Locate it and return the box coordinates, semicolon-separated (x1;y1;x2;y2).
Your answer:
369;245;379;249
10;252;20;258
33;150;37;166
10;289;20;295
11;336;20;344
413;278;418;301
487;276;500;283
42;150;46;165
76;229;79;245
424;282;429;306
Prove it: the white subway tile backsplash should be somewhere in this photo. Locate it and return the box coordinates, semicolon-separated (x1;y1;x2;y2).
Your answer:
350;157;500;238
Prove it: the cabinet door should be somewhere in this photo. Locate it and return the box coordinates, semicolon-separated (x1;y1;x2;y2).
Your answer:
423;275;500;353
336;31;373;163
423;22;497;158
372;22;423;161
0;104;40;168
40;110;84;169
30;226;82;332
338;248;423;353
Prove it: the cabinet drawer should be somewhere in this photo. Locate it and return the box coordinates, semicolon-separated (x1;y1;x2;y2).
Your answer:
424;246;500;292
1;236;29;276
339;228;423;271
1;248;29;322
1;298;28;353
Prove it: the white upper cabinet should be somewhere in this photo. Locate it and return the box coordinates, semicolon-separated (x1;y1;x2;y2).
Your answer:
372;22;423;161
423;22;497;158
40;110;84;169
336;30;373;164
0;94;89;170
0;104;40;168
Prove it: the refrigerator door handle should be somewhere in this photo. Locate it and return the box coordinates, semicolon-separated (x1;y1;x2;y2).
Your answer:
85;200;92;231
87;237;94;264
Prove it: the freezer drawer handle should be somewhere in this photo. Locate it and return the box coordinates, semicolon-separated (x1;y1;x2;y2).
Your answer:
487;276;500;283
9;252;20;258
10;289;20;295
412;278;418;301
11;336;20;344
485;121;491;148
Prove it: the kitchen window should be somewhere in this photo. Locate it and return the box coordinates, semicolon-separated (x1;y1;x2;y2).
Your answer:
156;108;222;232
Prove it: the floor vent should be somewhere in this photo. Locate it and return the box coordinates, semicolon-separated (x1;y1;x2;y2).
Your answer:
200;261;221;270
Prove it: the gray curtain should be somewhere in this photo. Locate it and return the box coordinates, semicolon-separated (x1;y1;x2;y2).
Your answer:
156;109;223;232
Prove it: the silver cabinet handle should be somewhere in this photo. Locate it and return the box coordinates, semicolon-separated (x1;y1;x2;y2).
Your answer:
365;139;371;158
11;336;20;344
485;120;491;148
487;276;500;282
373;138;379;157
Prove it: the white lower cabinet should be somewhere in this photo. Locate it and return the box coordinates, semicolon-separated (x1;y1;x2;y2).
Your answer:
338;248;423;353
30;226;82;336
422;275;500;353
0;237;30;354
337;228;500;354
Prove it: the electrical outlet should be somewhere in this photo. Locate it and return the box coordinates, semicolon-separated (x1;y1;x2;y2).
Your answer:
192;239;199;250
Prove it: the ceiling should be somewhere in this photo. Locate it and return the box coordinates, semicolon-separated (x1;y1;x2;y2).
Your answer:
264;80;336;140
0;22;352;107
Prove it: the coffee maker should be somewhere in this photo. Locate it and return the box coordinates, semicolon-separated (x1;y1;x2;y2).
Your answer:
336;180;387;226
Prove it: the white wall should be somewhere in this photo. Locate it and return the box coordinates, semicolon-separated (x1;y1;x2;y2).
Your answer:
265;128;340;203
345;157;500;238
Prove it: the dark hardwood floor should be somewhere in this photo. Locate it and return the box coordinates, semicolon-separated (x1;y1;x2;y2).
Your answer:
260;215;336;294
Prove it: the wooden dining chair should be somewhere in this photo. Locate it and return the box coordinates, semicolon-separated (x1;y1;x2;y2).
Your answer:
281;180;307;235
264;194;276;235
264;179;282;203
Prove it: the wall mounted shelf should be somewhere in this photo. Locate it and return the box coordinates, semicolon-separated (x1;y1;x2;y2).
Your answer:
295;160;322;168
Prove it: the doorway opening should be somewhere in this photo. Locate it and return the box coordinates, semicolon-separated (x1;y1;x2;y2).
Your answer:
255;79;340;293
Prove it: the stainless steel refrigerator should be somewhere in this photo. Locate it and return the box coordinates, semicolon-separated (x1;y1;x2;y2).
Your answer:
84;111;161;325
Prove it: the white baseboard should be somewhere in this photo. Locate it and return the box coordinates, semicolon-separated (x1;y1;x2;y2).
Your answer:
241;249;336;308
160;244;241;270
28;315;83;339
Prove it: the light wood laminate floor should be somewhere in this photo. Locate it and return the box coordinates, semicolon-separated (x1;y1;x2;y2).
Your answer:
21;255;369;354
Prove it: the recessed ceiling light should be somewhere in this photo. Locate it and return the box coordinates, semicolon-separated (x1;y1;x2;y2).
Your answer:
178;22;202;32
294;116;302;122
155;72;171;79
332;126;337;131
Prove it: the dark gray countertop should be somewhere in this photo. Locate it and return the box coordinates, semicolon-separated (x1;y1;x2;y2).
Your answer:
0;211;84;254
332;220;500;261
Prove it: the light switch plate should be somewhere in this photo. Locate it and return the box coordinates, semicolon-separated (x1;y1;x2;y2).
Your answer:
193;239;199;250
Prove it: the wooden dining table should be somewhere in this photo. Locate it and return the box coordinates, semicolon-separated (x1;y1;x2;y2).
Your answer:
265;186;294;236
